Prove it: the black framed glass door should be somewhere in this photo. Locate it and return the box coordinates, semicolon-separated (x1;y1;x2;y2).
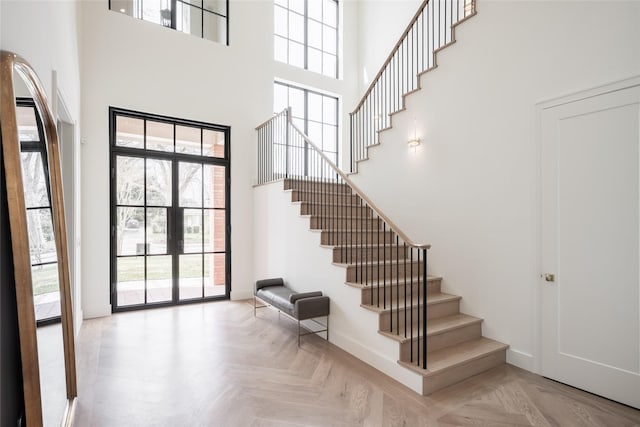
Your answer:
110;107;230;311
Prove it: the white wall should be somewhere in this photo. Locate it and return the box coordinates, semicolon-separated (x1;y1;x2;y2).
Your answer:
79;0;361;317
356;0;422;94
350;0;640;371
1;0;83;332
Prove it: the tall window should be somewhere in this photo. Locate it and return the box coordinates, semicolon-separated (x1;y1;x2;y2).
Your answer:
274;82;339;165
109;0;229;45
274;0;339;78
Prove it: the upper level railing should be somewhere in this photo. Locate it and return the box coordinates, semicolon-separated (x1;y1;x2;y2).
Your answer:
256;108;431;368
349;0;476;172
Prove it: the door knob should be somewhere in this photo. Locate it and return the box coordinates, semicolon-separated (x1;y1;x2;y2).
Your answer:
543;273;555;282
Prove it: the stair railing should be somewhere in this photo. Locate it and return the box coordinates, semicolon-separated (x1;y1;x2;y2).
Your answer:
256;108;431;369
349;0;476;172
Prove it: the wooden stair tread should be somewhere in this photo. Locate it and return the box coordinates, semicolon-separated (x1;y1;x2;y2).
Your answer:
398;337;508;377
360;292;461;314
345;276;440;289
335;258;418;268
378;314;482;343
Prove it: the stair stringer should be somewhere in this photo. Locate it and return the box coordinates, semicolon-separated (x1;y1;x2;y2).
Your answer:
253;180;423;393
349;11;478;176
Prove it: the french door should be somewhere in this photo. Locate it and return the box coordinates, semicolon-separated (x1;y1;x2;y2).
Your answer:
110;108;230;310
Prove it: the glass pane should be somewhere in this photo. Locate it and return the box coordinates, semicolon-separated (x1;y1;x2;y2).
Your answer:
204;253;225;297
308;19;322;49
182;0;203;7
323;124;337;152
146;120;174;152
274;5;288;37
203;11;226;43
179;254;202;300
274;35;288;63
184;209;203;253
323;0;337;27
323;52;336;78
179;162;203;207
323;25;337;54
146;255;172;303
308;121;322;144
203;0;226;15
26;209;57;265
176;125;201;155
289;41;304;68
117;256;145;306
308;0;322;21
308;48;322;74
274;0;287;6
203;129;225;158
147;208;167;254
20;152;49;208
289;11;304;43
17;106;39;141
116;116;144;148
274;83;288;113
308;92;322;122
203;165;225;208
117;156;144;205
177;4;203;37
289;0;304;14
140;0;165;25
203;209;225;252
289;87;305;119
117;207;145;256
110;0;135;16
32;263;61;321
146;159;172;206
323;96;337;125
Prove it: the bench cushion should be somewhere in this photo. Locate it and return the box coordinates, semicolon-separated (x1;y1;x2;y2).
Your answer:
256;285;295;317
289;291;322;304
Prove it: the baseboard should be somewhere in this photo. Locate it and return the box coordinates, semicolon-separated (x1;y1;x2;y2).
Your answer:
83;304;111;319
74;309;83;337
506;348;534;372
231;290;253;301
329;329;423;394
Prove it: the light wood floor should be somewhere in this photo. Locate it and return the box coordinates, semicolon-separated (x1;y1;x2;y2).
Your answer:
74;300;640;426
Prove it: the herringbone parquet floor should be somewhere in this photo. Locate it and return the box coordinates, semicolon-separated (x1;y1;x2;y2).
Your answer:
73;301;640;426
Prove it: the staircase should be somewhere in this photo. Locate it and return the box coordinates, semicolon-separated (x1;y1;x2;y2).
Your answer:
283;177;507;395
255;0;508;395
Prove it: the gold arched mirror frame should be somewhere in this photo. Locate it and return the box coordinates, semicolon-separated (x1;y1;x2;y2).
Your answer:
0;51;77;426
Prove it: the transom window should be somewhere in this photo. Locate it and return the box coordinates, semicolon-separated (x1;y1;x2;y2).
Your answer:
274;81;339;165
274;0;339;78
109;0;229;45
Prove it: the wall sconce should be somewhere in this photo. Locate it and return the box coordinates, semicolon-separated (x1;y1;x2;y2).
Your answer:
408;118;421;150
407;137;421;148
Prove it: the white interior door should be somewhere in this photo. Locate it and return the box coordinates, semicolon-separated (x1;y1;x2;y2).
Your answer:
541;82;640;408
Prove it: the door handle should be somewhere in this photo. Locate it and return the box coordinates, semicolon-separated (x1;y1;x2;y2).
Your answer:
543;273;555;282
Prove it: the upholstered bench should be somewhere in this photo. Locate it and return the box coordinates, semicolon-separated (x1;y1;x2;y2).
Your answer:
253;278;330;346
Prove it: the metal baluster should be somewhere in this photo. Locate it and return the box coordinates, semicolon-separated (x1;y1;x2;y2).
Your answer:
417;249;420;366
383;222;387;310
422;248;428;369
396;235;399;335
410;248;414;363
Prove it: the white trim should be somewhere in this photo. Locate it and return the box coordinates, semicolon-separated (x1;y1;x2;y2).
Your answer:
534;74;640;376
507;349;535;372
537;75;640;110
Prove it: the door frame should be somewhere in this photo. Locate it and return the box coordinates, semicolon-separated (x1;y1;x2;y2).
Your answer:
109;107;231;312
534;75;640;375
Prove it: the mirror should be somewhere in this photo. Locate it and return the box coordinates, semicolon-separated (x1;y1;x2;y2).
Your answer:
0;51;77;426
